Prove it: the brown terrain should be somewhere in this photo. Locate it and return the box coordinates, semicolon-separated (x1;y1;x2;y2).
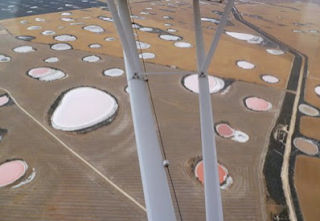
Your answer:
0;0;319;220
237;1;320;221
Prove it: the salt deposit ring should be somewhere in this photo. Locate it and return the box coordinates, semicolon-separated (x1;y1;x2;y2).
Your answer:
182;74;225;94
51;87;118;132
0;160;28;188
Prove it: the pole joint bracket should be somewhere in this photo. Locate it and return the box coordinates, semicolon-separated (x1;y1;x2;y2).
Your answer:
199;72;206;78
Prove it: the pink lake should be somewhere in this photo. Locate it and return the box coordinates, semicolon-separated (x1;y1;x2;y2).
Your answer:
0;160;27;188
245;97;272;112
0;95;9;106
216;123;234;138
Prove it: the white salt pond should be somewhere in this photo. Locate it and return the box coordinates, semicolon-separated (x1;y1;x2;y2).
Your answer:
83;25;104;33
139;52;155;59
225;31;263;44
28;67;66;82
13;46;36;53
139;27;153;32
89;44;102;49
82;55;100;62
167;28;177;33
70;22;84;26
183;74;225;94
266;49;285;55
159;34;182;41
237;61;255;69
136;41;150;49
103;68;124;77
44;57;59;63
51;87;118;131
54;34;77;41
315;86;320;96
61;17;74;22
132;24;140;29
98;16;113;22
35;18;45;22
105;37;116;42
0;95;9;107
201;17;219;24
27;26;41;30
61;12;72;16
232;130;249;143
261;75;279;84
51;43;72;51
42;30;56;35
0;55;11;62
174;42;192;48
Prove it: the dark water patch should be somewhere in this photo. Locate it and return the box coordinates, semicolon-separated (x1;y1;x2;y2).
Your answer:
16;35;36;41
264;92;295;206
0;0;108;20
0;128;8;141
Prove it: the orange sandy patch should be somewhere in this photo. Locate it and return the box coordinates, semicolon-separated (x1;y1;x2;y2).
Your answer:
0;4;293;89
304;77;320;109
195;160;227;185
295;155;320;221
300;116;320;141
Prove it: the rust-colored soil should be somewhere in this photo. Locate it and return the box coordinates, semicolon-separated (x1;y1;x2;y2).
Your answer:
237;2;320;79
0;4;293;89
304;77;320;109
0;28;284;219
0;89;146;220
295;155;320;221
300;116;320;140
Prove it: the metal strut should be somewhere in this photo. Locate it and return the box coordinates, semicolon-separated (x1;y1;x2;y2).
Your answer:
193;0;235;221
107;0;235;220
106;0;176;221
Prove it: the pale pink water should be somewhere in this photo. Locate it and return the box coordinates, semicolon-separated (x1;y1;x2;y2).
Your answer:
245;97;271;111
0;96;9;106
0;160;27;187
216;123;234;138
30;68;50;77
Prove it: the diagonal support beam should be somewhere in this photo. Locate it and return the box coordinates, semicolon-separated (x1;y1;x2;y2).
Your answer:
200;0;236;74
193;0;235;221
106;0;142;76
106;0;177;221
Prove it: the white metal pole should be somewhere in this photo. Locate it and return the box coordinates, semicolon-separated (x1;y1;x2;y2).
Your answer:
193;0;223;220
106;1;177;220
106;0;141;75
200;0;235;74
193;0;233;221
